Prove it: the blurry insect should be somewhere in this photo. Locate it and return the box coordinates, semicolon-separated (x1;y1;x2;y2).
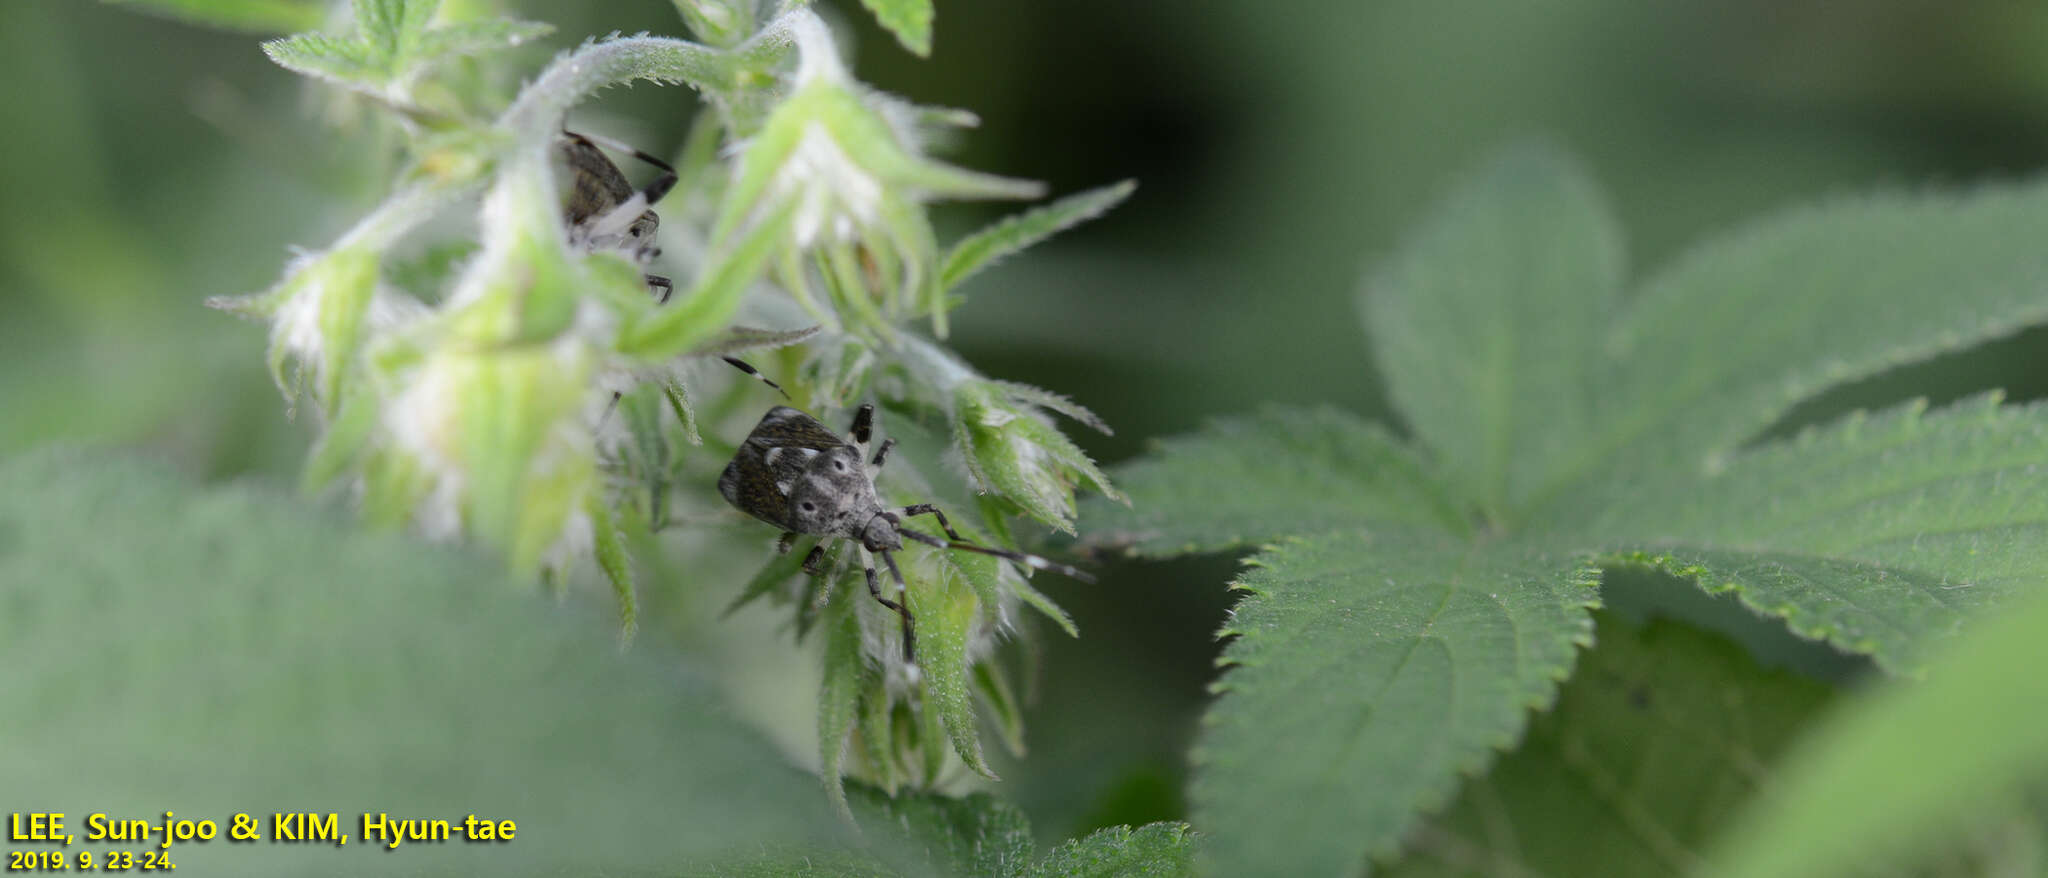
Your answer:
720;404;1095;667
559;129;784;396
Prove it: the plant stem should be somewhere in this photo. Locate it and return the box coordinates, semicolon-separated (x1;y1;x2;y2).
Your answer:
498;36;729;146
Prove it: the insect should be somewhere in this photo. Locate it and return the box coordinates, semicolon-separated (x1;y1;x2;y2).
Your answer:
720;404;1095;667
559;129;783;396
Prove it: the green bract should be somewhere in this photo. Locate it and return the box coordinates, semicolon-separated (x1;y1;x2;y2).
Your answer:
718;12;1042;341
212;0;1130;809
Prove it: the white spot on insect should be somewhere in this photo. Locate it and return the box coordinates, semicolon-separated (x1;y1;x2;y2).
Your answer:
776;480;792;495
763;447;783;465
799;448;820;459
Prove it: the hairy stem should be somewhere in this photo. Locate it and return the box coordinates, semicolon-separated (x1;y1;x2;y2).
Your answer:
498;36;729;145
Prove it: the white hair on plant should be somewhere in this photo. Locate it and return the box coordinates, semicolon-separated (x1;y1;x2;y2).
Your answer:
268;255;328;364
383;351;467;541
788;10;851;87
268;258;426;407
367;285;430;330
414;468;466;544
771;125;886;248
540;491;596;575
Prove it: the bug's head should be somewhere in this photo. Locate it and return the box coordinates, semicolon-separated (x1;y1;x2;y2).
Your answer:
857;514;902;552
788;446;877;537
627;212;659;244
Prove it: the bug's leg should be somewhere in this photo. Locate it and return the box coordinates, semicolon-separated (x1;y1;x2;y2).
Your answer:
860;550;918;665
645;273;673;305
800;544;828;578
722;356;791;400
596;391;624;432
848;404;875;448
896;526;1097;585
776;531;798;555
897;503;962;541
812;542;851;610
871;438;896;469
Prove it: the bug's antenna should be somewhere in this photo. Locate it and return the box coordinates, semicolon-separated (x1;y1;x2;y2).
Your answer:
868;550;919;666
720;356;791;400
896;528;1097;584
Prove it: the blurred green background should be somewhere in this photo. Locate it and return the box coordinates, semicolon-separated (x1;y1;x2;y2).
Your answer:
11;0;2048;848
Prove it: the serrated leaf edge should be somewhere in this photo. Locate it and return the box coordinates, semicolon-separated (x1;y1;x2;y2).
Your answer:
1190;536;1602;872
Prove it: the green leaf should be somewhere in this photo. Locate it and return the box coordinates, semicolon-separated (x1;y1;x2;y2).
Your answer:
725;534;821;617
621;199;799;359
903;549;996;778
302;387;376;493
853;787;1034;877
1032;822;1197;878
103;0;321;33
1379;613;1832;878
1101;144;2048;878
0;449;841;874
263;1;545;99
972;659;1027;757
1703;588;2048;878
724;787;1032;878
1011;574;1078;639
1609;549;1957;677
1361;143;1623;521
711;785;1195;878
1191;530;1596;876
819;603;866;821
1598;393;2048;672
414;18;553;61
991;380;1112;435
1086;406;1470;556
588;491;637;641
356;0;436;60
941;181;1136;292
859;0;934;56
672;0;755;48
263;32;385;89
1544;173;2048;519
313;245;379;415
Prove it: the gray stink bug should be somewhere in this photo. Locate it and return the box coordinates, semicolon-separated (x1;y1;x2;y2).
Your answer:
720;404;1095;667
559;129;783;396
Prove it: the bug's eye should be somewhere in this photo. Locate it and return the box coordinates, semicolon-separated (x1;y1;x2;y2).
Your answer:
629;227;642;237
833;459;848;473
800;502;816;512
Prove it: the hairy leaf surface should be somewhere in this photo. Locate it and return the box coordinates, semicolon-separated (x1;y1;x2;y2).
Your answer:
1544;177;2048;517
1362;143;1623;519
1093;148;2048;878
703;786;1194;878
1595;394;2048;671
1033;822;1198;878
1192;530;1596;876
1379;614;1831;878
858;0;934;56
0;449;839;876
1087;406;1469;555
942;181;1137;293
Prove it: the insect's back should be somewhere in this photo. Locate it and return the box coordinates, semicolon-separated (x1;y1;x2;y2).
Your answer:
560;135;637;226
558;135;660;250
720;407;868;533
